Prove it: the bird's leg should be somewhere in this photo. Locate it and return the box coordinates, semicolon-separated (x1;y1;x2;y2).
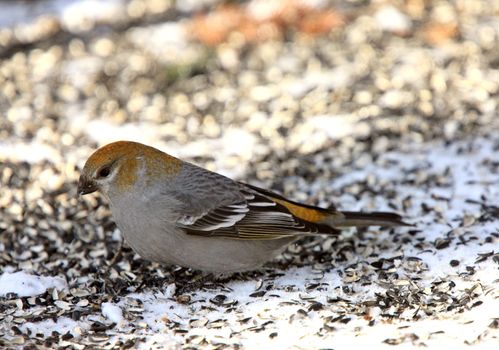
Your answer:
104;237;124;273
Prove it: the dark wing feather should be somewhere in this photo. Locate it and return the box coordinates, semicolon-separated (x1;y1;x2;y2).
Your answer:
178;187;339;240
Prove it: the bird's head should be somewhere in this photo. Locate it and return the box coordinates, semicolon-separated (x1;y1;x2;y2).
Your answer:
78;141;181;198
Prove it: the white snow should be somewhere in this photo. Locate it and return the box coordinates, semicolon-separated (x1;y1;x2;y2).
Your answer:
101;302;124;325
0;271;67;297
164;283;177;298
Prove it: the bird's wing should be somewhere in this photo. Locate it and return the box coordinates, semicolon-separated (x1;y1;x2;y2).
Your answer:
175;182;340;240
176;200;249;231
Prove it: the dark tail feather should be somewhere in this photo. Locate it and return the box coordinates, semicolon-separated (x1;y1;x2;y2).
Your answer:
332;211;411;228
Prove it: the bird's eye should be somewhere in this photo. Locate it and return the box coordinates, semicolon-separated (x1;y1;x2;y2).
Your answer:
97;166;111;178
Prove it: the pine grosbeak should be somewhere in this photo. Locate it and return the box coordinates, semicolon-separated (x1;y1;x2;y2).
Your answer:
78;141;407;273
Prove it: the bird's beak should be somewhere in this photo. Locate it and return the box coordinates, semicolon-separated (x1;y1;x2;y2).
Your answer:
77;175;98;196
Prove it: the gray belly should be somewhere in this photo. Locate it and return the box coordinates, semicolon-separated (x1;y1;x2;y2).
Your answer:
120;223;296;273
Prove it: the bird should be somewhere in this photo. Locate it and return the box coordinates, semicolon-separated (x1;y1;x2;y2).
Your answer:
78;141;408;273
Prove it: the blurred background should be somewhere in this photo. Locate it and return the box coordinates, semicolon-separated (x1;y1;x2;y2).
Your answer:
1;0;498;177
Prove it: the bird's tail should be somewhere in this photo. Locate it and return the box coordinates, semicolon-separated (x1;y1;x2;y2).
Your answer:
329;211;410;228
241;183;411;229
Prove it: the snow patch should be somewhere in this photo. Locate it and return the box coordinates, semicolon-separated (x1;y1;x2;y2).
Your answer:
0;271;67;297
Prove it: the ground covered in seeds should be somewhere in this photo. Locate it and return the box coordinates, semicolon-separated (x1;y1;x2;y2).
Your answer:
0;0;498;348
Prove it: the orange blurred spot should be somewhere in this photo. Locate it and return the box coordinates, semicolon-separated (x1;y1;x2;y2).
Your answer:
187;1;346;46
298;10;345;35
422;21;458;45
